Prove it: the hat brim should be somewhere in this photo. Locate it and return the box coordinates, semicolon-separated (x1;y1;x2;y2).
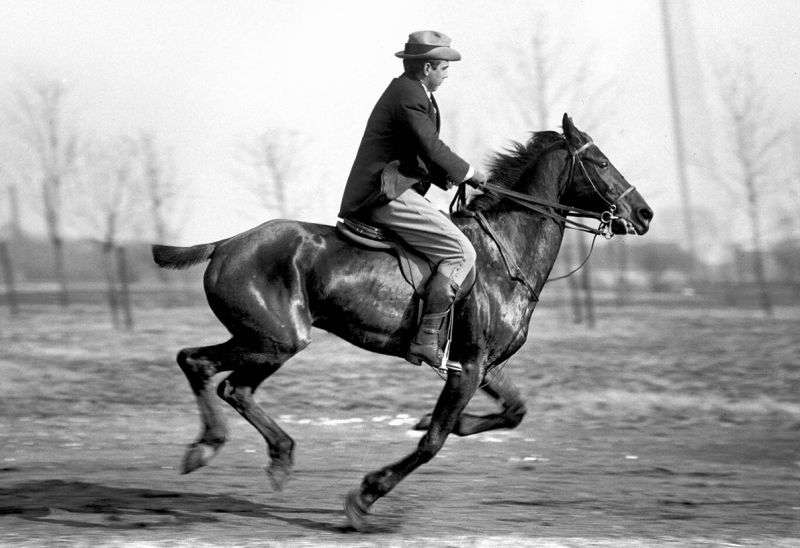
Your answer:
395;46;461;61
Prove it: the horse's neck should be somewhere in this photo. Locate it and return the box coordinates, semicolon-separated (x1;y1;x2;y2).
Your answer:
484;206;565;290
494;160;566;281
465;205;564;360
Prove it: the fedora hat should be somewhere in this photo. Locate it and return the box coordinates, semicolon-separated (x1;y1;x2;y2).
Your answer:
395;30;461;61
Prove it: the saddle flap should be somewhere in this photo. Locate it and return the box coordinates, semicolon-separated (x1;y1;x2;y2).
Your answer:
337;219;432;296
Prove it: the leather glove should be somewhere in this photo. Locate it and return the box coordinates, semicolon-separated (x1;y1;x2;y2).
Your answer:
465;169;488;189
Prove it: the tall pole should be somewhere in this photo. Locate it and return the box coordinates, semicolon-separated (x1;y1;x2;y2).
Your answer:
660;0;698;281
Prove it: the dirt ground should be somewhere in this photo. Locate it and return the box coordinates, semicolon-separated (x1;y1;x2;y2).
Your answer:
0;294;798;547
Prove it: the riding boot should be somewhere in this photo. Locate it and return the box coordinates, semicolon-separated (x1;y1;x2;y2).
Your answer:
407;272;460;367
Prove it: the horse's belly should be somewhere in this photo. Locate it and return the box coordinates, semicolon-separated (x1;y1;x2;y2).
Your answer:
311;284;417;358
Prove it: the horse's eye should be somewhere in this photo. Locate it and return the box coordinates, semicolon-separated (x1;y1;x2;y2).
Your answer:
598;161;608;169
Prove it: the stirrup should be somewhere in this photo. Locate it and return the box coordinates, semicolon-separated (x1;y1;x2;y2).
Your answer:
437;308;462;373
408;308;462;374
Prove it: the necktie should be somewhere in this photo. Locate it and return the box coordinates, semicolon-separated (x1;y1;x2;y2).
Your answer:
429;94;440;130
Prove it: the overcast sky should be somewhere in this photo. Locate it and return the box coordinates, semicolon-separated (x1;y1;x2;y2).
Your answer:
1;0;799;257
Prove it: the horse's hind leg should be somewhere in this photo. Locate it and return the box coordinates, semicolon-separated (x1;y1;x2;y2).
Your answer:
414;367;527;436
177;341;237;473
217;364;295;491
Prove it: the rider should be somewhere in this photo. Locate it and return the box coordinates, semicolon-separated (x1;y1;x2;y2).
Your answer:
338;30;487;368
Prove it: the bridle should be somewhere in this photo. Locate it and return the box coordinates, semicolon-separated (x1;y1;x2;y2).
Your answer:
472;138;636;238
451;136;637;296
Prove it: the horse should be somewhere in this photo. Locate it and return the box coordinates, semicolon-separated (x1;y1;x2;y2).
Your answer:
151;114;653;529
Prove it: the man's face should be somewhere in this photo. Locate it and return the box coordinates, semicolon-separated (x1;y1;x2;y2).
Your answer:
424;61;449;92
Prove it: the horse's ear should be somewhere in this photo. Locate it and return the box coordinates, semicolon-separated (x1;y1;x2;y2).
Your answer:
562;113;577;143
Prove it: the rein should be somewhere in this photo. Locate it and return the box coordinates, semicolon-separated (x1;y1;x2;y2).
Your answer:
452;137;634;293
477;182;615;236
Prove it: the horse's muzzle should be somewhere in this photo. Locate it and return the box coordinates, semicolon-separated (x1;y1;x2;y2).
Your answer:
612;205;653;235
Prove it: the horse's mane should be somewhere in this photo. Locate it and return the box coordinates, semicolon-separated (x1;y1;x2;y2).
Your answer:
466;130;564;213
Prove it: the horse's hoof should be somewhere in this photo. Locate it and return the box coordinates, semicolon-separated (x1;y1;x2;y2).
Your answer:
265;462;292;492
181;443;217;474
344;490;370;531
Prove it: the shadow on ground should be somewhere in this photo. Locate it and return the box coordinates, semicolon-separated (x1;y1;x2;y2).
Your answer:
0;479;406;534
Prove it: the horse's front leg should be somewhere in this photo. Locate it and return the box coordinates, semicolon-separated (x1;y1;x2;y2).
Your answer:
345;362;482;529
414;366;527;436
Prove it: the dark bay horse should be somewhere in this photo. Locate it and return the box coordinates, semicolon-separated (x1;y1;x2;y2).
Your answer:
152;114;652;528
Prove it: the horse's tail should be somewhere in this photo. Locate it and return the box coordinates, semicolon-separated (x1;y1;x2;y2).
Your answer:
151;241;221;270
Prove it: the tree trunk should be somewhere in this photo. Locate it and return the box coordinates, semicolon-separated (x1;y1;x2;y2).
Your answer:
52;236;69;307
0;241;19;316
615;239;629;307
42;170;69;308
101;243;120;328
746;186;773;315
274;174;289;219
576;234;596;329
562;235;584;324
8;185;22;240
153;216;170;285
116;245;134;329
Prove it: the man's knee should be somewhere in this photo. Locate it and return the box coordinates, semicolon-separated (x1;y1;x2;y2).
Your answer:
442;236;476;287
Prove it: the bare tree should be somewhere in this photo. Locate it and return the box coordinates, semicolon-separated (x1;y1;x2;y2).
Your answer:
713;49;787;316
74;137;146;329
787;122;800;237
0;178;20;316
136;131;177;243
553;240;585;324
504;12;616;134
501;12;616;325
238;129;305;219
7;74;79;307
613;238;631;307
136;131;179;285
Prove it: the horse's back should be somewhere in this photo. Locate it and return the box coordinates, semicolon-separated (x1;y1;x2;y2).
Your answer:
200;218;415;355
204;219;331;282
204;218;410;303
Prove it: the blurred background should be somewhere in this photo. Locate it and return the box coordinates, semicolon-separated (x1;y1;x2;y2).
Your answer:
1;4;798;542
0;0;799;325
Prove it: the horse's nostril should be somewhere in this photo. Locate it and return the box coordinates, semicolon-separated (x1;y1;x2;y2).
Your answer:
640;207;654;222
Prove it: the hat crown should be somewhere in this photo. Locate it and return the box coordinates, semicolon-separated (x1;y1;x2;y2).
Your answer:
406;30;452;48
395;29;461;61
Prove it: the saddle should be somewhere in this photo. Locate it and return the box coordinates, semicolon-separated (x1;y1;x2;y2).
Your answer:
337;216;476;374
336;217;433;296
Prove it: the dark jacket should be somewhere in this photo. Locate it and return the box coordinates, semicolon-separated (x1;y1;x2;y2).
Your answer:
338;73;470;219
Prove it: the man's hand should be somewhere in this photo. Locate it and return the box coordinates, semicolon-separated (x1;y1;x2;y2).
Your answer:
465;169;488;189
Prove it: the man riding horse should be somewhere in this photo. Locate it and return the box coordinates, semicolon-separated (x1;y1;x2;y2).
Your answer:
338;30;487;369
